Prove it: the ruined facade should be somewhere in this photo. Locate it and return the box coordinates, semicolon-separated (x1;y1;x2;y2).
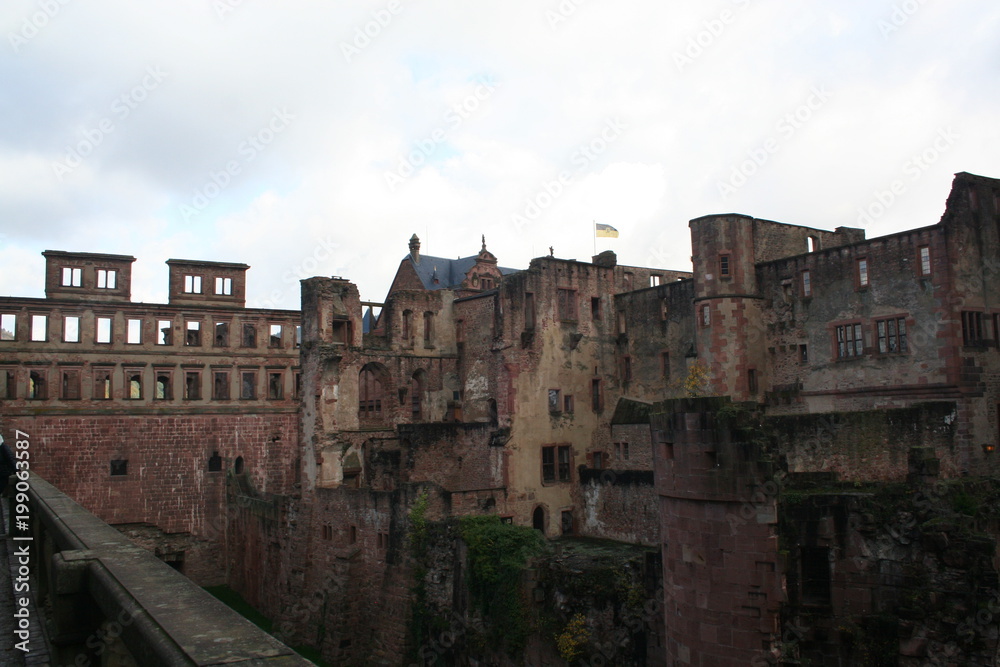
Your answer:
3;171;999;665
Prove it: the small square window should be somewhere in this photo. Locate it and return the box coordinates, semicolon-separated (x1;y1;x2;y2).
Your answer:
61;267;82;287
110;459;128;477
96;269;117;289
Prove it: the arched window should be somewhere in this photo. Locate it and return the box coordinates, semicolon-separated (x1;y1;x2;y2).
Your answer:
532;506;546;532
359;363;388;422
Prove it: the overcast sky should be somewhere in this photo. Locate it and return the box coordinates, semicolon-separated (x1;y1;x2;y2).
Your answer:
2;1;998;309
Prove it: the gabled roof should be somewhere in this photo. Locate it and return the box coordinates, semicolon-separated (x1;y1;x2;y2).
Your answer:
407;253;519;291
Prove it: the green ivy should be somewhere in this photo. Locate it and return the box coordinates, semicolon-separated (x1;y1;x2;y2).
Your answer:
458;515;545;654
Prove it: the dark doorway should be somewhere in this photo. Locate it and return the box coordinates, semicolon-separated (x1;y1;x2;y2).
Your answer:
532;506;545;532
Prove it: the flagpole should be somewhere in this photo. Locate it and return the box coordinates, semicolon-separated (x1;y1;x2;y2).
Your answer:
593;220;597;257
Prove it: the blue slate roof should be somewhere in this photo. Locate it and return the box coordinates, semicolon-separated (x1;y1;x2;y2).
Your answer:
408;254;519;291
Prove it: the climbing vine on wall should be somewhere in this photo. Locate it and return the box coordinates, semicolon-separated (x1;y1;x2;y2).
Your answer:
458;515;545;654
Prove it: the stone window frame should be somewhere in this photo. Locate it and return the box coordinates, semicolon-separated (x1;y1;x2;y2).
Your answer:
124;367;143;400
855;257;869;290
541;444;572;484
63;314;81;343
96;268;118;290
126;318;143;345
61;266;82;288
918;245;932;277
93;366;113;400
874;315;909;355
1;313;16;341
60;367;82;400
833;321;864;359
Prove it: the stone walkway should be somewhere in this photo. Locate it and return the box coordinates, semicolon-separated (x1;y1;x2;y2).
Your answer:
1;494;50;666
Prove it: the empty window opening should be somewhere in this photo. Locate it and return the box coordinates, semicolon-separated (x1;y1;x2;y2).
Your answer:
110;459;128;476
349;526;357;544
61;267;82;287
184;372;201;400
155;373;172;400
127;319;142;344
800;344;809;364
359;365;384;420
61;369;81;400
622;356;632;382
96;269;117;290
558;289;578;321
591;379;603;411
242;322;257;347
295;325;302;348
213;372;230;400
563;394;574;414
241;372;257;400
215;277;233;295
532;506;545;532
214;322;229;347
401;310;413;341
591;296;602;321
183;275;202;294
63;316;80;343
31;314;47;342
234;456;245;475
208;452;223;472
96;317;112;344
268;372;283;400
807;236;817;253
650;274;662;287
94;369;112;400
1;369;15;399
423;311;434;345
28;370;47;400
126;371;142;399
548;389;561;413
186;321;201;346
801;547;831;604
157;319;173;345
748;368;758;394
524;293;536;330
1;314;15;341
321;525;333;541
269;324;282;348
661;352;670;379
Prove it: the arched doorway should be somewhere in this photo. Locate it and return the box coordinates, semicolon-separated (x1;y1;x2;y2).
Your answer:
532;506;545;532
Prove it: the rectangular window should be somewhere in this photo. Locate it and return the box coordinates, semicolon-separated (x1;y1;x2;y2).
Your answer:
835;323;864;358
591;378;603;411
294;372;302;399
857;258;869;288
31;314;47;341
242;322;257;347
125;370;142;399
557;289;577;321
661;352;670;379
557;445;571;481
155;372;172;400
919;246;931;276
423;312;434;344
96;317;112;344
61;267;82;287
268;372;283;400
110;459;128;477
214;321;229;347
269;324;282;348
593;451;604;470
241;371;257;400
126;319;142;344
962;311;984;346
63;316;80;343
28;370;47;400
801;547;832;604
213;371;230;400
185;321;201;346
622;355;632;382
622;442;630;460
563;394;574;414
660;299;669;321
800;344;808;363
455;319;465;344
295;325;302;348
701;304;710;327
332;319;349;345
61;369;81;400
561;510;574;535
96;269;117;289
650;275;662;287
719;254;731;277
1;313;15;341
93;368;112;400
876;317;908;354
0;369;15;399
591;296;601;321
183;275;202;294
542;446;555;482
157;319;173;345
548;388;561;413
524;293;536;330
748;368;758;394
617;310;627;335
802;271;811;297
215;276;233;295
623;273;633;290
184;371;201;400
